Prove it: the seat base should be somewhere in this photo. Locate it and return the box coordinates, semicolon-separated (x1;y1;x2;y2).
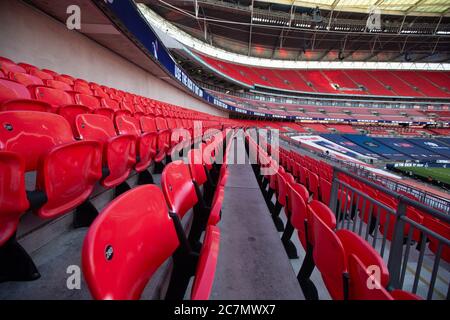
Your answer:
73;200;99;229
0;235;40;283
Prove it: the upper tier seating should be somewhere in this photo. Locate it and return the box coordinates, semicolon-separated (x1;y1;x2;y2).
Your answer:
195;53;450;98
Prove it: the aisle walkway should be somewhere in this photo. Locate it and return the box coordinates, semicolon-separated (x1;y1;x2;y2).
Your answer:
210;136;304;299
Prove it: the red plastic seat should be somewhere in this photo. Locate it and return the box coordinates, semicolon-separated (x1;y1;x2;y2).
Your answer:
115;115;157;172
0;111;102;219
290;184;310;250
8;72;43;86
75;114;136;188
0;79;51;112
348;254;421;300
319;177;332;205
0;60;26;74
188;148;208;187
308;170;319;200
161;160;198;219
191;225;221;300
73;82;92;95
29;68;53;80
82;185;179;300
140;116;157;133
309;200;390;300
44;79;72;91
0;78;31;102
31;85;74;111
0;151;29;246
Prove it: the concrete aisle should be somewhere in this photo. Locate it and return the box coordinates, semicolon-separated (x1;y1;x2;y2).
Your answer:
210;140;304;299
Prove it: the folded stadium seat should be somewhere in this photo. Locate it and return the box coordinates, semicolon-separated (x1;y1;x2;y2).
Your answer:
161;160;216;299
30;85;74;112
309;200;391;300
271;167;288;232
41;69;59;77
98;97;120;119
289;182;317;296
82;184;220;300
423;216;450;263
75;113;136;189
54;75;74;86
133;103;146;117
16;62;37;73
0;111;103;282
348;254;421;300
91;88;109;100
8;72;44;86
0;58;26;74
114;115;157;183
44;79;72;91
29;68;53;81
307;170;320;201
0;78;51;112
155;116;171;164
118;101;135;116
280;176;309;259
0;151;38;283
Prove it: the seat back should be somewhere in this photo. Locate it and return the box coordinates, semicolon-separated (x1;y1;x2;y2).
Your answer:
0;111;74;170
0;111;102;218
32;86;73;108
155;117;169;131
8;72;44;86
308;170;319;200
0;60;26;74
75;114;117;142
309;200;347;300
75;93;100;109
29;68;53;80
140;116;157;133
319;177;332;205
44;79;72;91
290;184;309;249
348;254;393;300
191;225;220;300
276;170;287;206
101;98;120;111
115;115;140;136
0;151;29;246
0;78;31;103
188;148;208;186
161;160;198;219
82;185;179;300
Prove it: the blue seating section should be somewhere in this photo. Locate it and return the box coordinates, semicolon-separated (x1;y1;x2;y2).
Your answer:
373;138;443;160
320;134;380;158
407;139;450;159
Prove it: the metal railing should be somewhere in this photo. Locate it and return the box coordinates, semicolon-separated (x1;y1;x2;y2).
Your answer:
329;166;450;300
282;135;450;213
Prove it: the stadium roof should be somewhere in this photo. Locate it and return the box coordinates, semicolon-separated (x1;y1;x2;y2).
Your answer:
256;0;450;16
141;0;450;63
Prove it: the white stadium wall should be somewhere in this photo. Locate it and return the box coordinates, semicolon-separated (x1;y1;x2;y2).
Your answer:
0;0;228;117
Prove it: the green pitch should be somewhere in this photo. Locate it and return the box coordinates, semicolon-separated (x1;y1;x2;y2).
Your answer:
398;167;450;185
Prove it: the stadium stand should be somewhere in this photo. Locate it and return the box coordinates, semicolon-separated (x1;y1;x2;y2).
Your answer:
0;0;448;305
194;53;450;98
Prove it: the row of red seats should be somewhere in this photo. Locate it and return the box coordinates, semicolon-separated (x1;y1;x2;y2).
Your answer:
0;56;234;128
83;131;235;299
282;146;449;263
246;132;421;300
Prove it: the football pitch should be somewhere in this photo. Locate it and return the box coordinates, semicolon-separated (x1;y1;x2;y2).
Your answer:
398;167;450;185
